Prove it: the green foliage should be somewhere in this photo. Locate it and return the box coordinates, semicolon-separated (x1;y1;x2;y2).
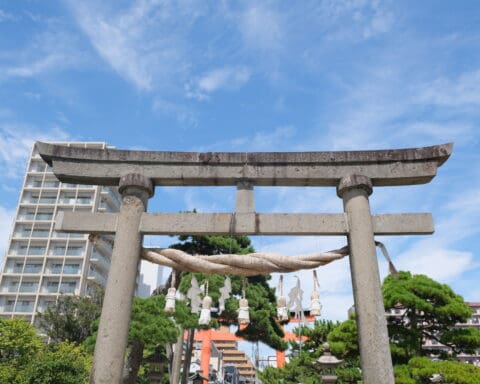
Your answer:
129;295;179;354
383;271;480;364
335;361;362;384
19;342;91;384
37;284;103;345
0;319;91;383
0;318;42;382
259;351;321;384
290;319;338;357
0;318;42;365
327;319;359;359
173;234;286;350
394;357;480;384
259;320;361;384
170;234;254;256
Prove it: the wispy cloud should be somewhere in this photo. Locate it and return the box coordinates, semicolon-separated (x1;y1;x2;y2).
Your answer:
199;126;297;152
0;9;16;22
0;123;70;178
186;66;251;100
416;69;480;107
1;27;87;80
239;4;284;52
68;0;204;91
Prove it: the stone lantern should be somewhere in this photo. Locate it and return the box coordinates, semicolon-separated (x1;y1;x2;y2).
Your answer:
314;343;343;384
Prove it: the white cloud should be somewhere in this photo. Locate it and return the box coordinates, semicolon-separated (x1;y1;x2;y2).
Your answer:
396;243;473;282
68;0;202;91
361;2;395;39
417;69;480;107
318;65;479;151
186;66;251;100
384;185;480;284
152;98;198;127
0;124;70;178
0;9;16;22
199;126;297;152
1;28;87;80
198;67;250;92
240;4;284;52
5;53;67;78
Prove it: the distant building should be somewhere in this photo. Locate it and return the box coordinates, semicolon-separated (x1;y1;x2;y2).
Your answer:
0;142;149;325
383;302;480;365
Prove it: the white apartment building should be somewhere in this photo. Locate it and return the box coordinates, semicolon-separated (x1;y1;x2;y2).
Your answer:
0;142;148;326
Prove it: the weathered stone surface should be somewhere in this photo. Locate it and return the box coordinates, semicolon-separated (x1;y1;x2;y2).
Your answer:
118;173;154;198
340;183;395;384
337;174;373;197
90;186;149;384
35;142;452;187
56;211;434;236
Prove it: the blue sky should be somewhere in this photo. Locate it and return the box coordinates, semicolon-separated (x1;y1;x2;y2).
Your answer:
0;1;479;323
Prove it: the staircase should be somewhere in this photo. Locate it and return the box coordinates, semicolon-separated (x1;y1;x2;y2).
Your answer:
214;340;256;381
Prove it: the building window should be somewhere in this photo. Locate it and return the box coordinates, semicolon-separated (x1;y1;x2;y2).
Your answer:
24;263;42;273
27;246;46;255
20;282;38;293
66;245;84;256
63;264;80;274
60;282;76;294
46;281;59;293
5;300;15;312
13;262;24;273
15;300;34;313
76;195;92;205
50;246;66;256
8;281;19;292
50;263;63;274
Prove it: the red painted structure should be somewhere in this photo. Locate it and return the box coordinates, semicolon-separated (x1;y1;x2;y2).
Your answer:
190;314;315;377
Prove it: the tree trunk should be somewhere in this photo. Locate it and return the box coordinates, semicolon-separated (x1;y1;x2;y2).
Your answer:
170;326;184;384
181;329;195;384
123;338;145;384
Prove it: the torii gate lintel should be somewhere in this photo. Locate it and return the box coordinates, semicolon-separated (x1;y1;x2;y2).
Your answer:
35;142;453;384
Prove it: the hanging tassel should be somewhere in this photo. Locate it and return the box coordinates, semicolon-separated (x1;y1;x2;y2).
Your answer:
199;295;212;325
199;278;212;325
310;271;322;316
276;275;288;321
310;290;322;316
165;287;176;312
277;296;289;321
238;278;250;325
238;298;250;325
164;271;177;313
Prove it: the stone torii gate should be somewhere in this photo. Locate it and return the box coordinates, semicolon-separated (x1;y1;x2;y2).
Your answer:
36;142;452;384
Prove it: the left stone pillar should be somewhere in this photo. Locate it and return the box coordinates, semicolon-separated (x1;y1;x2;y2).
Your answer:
90;174;153;384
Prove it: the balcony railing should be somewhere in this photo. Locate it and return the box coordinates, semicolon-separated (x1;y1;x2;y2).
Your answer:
15;304;34;312
44;285;59;293
63;266;80;274
19;285;38;293
59;284;76;294
24;265;42;273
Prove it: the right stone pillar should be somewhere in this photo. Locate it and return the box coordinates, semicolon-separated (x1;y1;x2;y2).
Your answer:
337;175;394;384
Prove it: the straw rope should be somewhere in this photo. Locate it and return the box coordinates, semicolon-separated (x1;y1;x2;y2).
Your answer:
141;246;350;276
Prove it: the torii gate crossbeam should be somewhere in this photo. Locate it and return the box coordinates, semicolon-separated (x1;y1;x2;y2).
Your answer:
36;142;452;384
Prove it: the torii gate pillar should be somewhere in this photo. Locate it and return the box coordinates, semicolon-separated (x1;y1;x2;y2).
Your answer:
338;175;394;383
90;174;154;383
35;141;453;384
